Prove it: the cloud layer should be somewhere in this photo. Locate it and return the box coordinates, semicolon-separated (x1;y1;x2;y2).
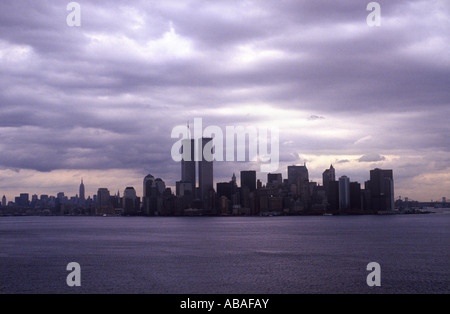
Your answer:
0;0;449;201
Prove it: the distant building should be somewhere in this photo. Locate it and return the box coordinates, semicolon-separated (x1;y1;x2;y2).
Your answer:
338;176;350;210
143;174;157;216
143;174;155;198
326;181;339;211
2;195;6;207
369;168;394;211
79;178;85;201
123;187;139;215
217;182;232;201
18;193;30;207
176;181;194;197
154;178;166;214
267;173;282;188
349;182;362;210
198;137;214;207
241;170;256;192
288;164;309;186
322;165;335;192
155;178;166;194
97;188;110;208
181;139;196;197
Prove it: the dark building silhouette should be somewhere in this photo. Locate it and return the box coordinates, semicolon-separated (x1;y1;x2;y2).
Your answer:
369;168;394;211
338;176;350;210
327;181;339;212
123;187;139;215
97;188;110;207
96;188;112;215
241;170;256;192
267;173;282;188
362;180;371;211
198;137;214;207
217;182;232;201
181;139;196;197
288;164;309;186
143;174;157;215
143;174;155;198
18;193;29;207
349;181;362;210
322;164;335;192
79;178;85;201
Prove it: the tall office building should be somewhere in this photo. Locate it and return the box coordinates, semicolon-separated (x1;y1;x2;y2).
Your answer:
326;180;339;211
267;173;282;187
143;174;156;215
322;165;335;192
123;187;139;215
241;170;257;192
19;193;30;207
288;164;309;186
181;139;196;196
198;137;214;203
217;182;232;200
143;174;155;198
79;178;85;201
1;195;6;207
369;168;394;211
349;181;362;210
97;188;111;208
155;178;166;194
338;176;350;210
176;181;194;197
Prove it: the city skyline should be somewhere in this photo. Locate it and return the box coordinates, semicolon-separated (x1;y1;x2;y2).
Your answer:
0;160;447;203
1;160;405;216
1;162;444;207
0;1;449;202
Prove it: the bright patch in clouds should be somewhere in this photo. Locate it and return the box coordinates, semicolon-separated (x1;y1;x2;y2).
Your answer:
0;0;448;201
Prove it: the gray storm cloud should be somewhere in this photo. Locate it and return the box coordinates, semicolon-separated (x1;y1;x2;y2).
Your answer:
0;0;448;200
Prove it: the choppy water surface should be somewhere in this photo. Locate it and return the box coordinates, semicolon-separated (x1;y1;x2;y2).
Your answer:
0;215;448;293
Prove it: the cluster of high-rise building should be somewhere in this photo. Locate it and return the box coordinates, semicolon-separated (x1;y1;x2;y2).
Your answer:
1;138;424;216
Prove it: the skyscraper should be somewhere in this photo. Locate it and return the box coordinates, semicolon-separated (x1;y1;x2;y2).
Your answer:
288;164;309;186
123;187;138;215
143;174;155;198
241;170;257;192
231;173;237;188
338;176;350;210
267;173;282;187
19;193;29;207
349;181;362;210
1;195;6;207
327;180;339;212
217;182;232;200
155;178;166;194
322;164;335;192
181;139;196;196
369;168;394;211
198;137;214;203
79;178;85;201
143;174;156;215
97;188;110;208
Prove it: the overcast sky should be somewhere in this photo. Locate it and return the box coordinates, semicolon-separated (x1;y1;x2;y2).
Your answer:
0;0;449;202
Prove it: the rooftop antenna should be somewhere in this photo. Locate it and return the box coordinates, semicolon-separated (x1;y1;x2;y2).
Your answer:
187;120;190;139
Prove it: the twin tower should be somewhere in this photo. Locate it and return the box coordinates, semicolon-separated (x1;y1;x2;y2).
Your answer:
179;138;214;206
